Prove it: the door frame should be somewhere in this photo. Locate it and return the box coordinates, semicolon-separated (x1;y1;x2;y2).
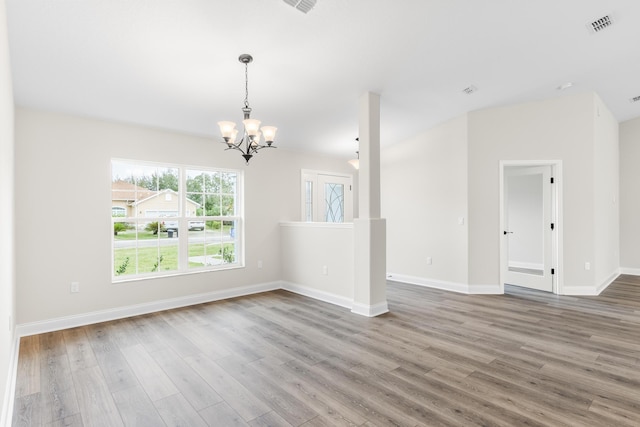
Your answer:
499;160;563;294
301;169;353;222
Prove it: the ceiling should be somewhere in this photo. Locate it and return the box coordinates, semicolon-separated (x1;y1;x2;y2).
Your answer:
6;0;640;159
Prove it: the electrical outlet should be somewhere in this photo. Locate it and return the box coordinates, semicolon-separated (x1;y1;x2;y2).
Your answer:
322;265;328;275
257;260;263;269
71;281;80;293
458;217;465;225
426;257;432;265
584;262;591;271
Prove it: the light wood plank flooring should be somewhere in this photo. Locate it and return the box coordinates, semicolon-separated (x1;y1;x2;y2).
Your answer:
11;276;640;426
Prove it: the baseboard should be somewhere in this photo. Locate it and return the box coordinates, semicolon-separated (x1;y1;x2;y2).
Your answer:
351;301;389;317
561;270;620;296
15;282;281;337
281;282;353;309
387;273;470;294
619;267;640;276
1;333;19;427
561;286;599;296
595;270;620;295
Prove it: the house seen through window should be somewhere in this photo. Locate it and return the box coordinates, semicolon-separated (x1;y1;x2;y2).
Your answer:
111;160;242;281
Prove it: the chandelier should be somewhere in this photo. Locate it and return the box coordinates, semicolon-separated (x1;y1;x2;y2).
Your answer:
218;54;277;164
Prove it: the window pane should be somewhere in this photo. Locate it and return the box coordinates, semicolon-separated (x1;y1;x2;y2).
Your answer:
221;172;236;194
221;195;235;216
205;195;220;216
113;220;137;277
324;183;344;223
305;181;313;221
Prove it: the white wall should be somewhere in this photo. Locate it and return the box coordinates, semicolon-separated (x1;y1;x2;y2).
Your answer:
619;116;640;271
280;222;354;306
14;108;353;325
467;92;616;292
0;0;15;423
593;95;619;288
381;115;469;287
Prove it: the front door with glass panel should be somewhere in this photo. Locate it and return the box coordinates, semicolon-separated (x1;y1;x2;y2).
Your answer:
301;171;353;222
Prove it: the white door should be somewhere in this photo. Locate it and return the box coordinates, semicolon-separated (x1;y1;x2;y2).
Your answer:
503;166;554;292
301;171;353;222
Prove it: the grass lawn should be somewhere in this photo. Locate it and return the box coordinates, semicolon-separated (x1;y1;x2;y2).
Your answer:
114;242;235;276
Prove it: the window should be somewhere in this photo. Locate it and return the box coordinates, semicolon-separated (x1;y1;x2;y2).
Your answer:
112;206;126;217
301;170;353;222
111;160;243;281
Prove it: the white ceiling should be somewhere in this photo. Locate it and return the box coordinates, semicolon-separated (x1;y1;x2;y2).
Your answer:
6;0;640;159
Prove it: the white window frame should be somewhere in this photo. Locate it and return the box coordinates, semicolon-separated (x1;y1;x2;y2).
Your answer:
111;159;244;282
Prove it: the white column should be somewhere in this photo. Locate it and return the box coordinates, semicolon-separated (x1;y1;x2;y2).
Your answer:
352;92;388;317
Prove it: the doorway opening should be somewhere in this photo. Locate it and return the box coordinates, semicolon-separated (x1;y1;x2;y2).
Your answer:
500;161;562;294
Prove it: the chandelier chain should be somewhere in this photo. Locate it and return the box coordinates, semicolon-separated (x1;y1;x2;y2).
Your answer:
244;62;250;109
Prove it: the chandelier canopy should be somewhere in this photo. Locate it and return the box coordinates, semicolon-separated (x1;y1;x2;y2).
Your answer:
218;54;277;164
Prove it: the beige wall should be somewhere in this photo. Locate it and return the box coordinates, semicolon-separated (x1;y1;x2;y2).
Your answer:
620;116;640;271
593;95;620;287
381;92;620;294
467;92;617;292
14;108;353;324
280;223;354;303
381;115;469;286
0;0;15;422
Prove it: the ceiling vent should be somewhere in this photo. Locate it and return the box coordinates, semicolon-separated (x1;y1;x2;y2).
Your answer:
586;14;614;34
283;0;317;14
462;85;478;95
630;95;640;103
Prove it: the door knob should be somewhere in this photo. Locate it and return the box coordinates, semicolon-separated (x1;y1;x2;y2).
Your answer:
503;231;513;235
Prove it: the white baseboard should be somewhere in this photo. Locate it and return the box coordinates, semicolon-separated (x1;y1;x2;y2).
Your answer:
387;273;471;294
351;301;389;317
281;282;353;309
1;334;19;427
561;286;599;296
562;270;620;296
15;282;281;337
619;267;640;276
595;270;620;295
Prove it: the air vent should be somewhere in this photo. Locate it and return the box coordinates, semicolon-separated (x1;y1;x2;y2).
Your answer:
283;0;317;14
462;85;478;95
587;14;614;33
630;95;640;103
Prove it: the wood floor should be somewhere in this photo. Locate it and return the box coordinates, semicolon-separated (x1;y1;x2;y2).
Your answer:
11;276;640;426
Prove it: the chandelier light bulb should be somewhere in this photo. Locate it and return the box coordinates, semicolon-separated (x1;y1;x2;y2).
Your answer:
243;119;261;137
261;126;277;143
218;121;237;140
